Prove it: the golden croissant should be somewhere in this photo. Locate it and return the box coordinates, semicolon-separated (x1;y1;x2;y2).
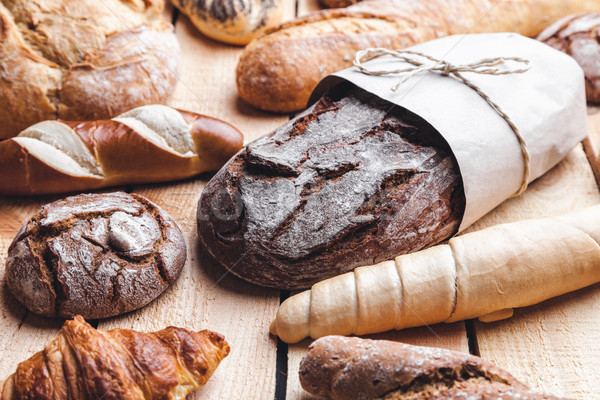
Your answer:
0;316;230;399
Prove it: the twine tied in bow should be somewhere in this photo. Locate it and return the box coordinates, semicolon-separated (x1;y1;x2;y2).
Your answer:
353;48;532;197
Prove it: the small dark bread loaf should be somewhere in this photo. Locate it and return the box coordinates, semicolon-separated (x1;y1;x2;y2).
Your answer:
300;336;573;400
197;83;464;289
6;192;186;319
538;13;600;103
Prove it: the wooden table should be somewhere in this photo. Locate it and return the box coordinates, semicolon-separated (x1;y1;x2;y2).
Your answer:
2;1;600;398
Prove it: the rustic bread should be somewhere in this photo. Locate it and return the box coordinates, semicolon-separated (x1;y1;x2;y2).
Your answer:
0;316;229;400
270;205;600;343
0;105;244;196
197;83;464;289
5;192;186;319
171;0;283;45
300;336;573;400
0;0;179;139
236;0;600;113
538;13;600;103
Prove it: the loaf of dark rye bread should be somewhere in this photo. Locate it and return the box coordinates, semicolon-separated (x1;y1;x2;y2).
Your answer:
197;83;465;289
300;336;573;400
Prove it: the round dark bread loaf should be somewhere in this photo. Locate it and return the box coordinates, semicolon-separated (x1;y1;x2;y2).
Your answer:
197;83;465;289
300;336;573;400
538;13;600;103
5;192;186;319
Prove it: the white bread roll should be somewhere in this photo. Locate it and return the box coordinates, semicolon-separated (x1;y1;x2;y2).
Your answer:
271;205;600;343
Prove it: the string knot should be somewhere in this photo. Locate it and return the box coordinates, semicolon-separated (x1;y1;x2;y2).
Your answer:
441;61;452;76
352;48;532;197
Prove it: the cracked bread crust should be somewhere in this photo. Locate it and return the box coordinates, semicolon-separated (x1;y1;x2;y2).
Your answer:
0;0;179;139
299;336;572;400
537;13;600;103
197;83;465;289
5;192;186;319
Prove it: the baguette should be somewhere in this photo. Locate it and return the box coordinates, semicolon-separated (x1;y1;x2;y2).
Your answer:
0;105;244;196
300;336;573;400
271;205;600;343
236;0;600;113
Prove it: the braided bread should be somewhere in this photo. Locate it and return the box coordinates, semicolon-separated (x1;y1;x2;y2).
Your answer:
0;105;244;195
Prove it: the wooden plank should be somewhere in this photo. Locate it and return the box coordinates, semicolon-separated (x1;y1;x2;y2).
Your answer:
96;2;297;399
471;142;600;398
583;110;600;188
167;2;294;143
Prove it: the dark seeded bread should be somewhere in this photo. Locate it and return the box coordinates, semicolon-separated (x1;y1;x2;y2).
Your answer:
299;336;573;400
5;192;186;319
197;83;465;289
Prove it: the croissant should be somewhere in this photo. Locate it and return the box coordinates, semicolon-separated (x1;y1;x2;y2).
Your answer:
271;205;600;343
0;316;230;400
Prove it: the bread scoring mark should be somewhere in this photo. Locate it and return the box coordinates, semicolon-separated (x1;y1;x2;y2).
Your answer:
114;105;195;157
198;83;465;288
6;192;184;318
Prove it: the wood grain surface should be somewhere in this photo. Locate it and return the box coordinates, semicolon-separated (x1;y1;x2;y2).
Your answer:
1;0;600;399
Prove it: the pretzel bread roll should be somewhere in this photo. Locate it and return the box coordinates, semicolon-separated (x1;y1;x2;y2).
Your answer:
271;205;600;343
0;105;244;195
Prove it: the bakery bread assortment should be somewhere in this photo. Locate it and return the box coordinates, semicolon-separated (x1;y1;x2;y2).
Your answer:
0;0;180;140
270;205;600;343
5;192;187;319
197;83;464;289
299;336;572;400
0;105;244;196
0;316;229;400
0;0;599;397
236;0;600;113
538;13;600;103
171;0;284;45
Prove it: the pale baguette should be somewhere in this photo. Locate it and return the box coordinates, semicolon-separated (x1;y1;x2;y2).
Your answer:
236;0;600;113
271;205;600;343
0;105;243;195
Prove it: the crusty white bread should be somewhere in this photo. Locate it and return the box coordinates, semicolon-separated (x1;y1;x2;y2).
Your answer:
0;105;244;195
271;205;600;343
0;0;180;139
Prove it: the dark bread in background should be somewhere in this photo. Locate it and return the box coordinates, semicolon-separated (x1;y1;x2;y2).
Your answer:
197;83;465;289
300;336;573;400
538;13;600;103
5;192;186;319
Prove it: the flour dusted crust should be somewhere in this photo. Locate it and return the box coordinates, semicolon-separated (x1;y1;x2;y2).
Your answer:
300;336;572;400
0;0;179;139
5;192;186;319
197;83;464;289
538;13;600;103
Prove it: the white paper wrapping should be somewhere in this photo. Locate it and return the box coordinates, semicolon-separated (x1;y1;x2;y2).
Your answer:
309;33;588;231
